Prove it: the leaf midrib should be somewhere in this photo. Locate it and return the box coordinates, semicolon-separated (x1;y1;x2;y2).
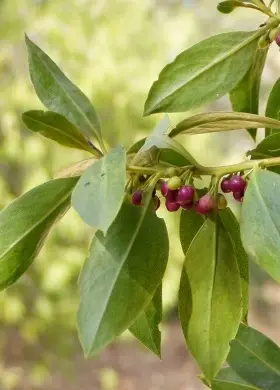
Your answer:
214;378;261;389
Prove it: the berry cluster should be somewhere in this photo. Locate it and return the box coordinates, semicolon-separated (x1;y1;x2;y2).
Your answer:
221;174;247;202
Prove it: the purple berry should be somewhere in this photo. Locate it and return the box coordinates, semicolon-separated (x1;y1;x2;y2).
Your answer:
153;195;160;211
161;182;169;197
195;194;216;215
166;189;178;202
229;175;246;193
233;191;245;203
221;178;232;193
276;34;280;47
165;200;180;212
181;202;193;210
132;190;143;206
176;185;195;205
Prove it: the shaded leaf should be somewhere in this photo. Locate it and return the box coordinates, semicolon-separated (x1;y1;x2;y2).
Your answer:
77;201;169;357
240;169;280;283
0;178;78;290
72;145;126;234
265;78;280;136
144;31;261;115
129;285;162;357
179;217;242;382
212;367;262;389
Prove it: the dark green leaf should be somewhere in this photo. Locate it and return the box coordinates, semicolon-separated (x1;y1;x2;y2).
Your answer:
212;367;262;389
265;78;280;136
219;208;249;322
179;217;242;382
25;35;101;140
129;285;162;357
227;323;280;389
240;169;280;282
77;201;169;357
22;110;98;155
0;178;78;290
72;145;126;234
230;48;268;140
170;112;280;137
144;31;261;115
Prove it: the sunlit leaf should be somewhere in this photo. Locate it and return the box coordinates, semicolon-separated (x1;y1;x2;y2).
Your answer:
265;77;280;136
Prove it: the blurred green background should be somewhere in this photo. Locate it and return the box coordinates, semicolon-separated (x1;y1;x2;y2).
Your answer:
1;1;280;389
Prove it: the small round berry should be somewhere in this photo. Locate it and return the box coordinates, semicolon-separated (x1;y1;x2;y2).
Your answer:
153;195;160;211
166;189;178;202
195;194;216;215
221;177;232;193
181;202;193;210
165;200;180;212
176;185;195;205
216;193;228;210
233;191;244;203
132;190;143;206
168;176;182;190
276;33;280;47
229;175;246;192
161;181;169;197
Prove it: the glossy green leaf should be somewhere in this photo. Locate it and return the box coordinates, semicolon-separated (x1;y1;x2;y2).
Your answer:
227;323;280;389
129;285;162;357
0;178;78;290
212;367;262;390
240;169;280;282
179;217;242;382
25;35;101;140
217;1;261;14
77;201;169;357
219;208;249;322
230;48;268;140
265;78;280;136
170;112;280;137
72;145;126;234
22;110;98;155
179;207;205;254
144;31;261;115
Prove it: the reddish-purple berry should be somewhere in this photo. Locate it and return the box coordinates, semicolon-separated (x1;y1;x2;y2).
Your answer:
166;189;178;202
233;191;244;203
153;195;161;211
195;194;216;215
276;34;280;47
165;200;180;212
161;181;169;197
229;175;246;193
132;190;143;206
221;178;232;193
176;185;195;205
181;202;193;210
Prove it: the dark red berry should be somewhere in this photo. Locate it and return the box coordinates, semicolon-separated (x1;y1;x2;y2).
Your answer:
153;195;160;211
229;175;246;193
132;190;143;206
276;34;280;47
166;189;178;202
161;181;169;197
176;185;194;205
165;200;180;212
221;178;232;193
233;191;244;203
181;202;193;210
195;194;216;215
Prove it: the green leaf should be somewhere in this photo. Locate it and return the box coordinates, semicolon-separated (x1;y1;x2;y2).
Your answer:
54;158;96;179
144;31;261;115
265;78;280;136
25;35;101;140
22;110;99;155
217;1;261;14
77;201;169;357
230;48;268;140
219;208;249;322
212;367;262;389
129;285;162;357
227;323;280;389
0;177;78;290
170;112;280;137
240;169;280;283
248;133;280;174
72;145;126;234
179;207;205;254
179;217;242;382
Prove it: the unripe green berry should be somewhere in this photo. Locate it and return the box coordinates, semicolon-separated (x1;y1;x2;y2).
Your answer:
269;27;280;41
216;193;227;210
168;176;182;190
166;167;177;177
266;17;279;29
258;35;270;49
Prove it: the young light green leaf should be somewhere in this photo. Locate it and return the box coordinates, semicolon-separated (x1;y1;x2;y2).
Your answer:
240;169;280;283
230;48;268;140
212;367;262;390
0;177;78;290
77;201;169;357
219;208;249;322
25;35;101;140
22;110;100;155
54;158;96;179
227;323;280;389
170;112;280;137
217;1;261;14
179;217;242;383
144;31;261;115
265;78;280;136
129;285;162;357
72;145;126;234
